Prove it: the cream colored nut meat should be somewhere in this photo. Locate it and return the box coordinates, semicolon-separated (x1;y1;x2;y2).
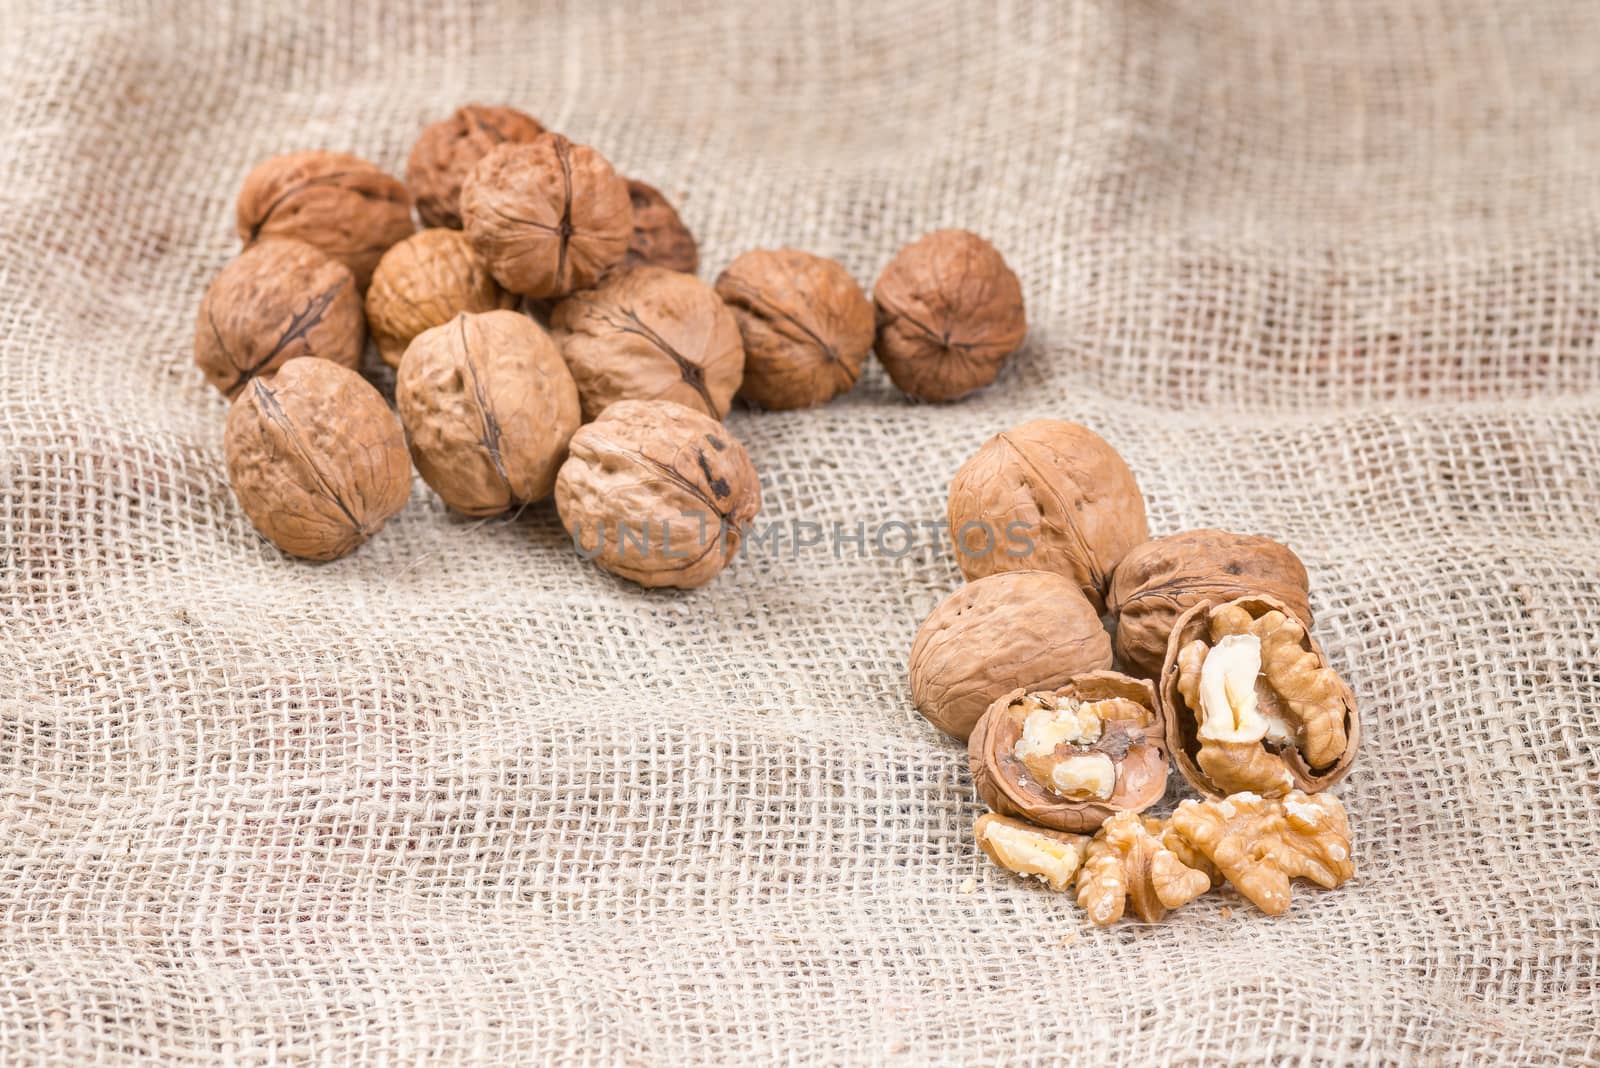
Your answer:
224;358;411;561
366;229;517;368
1169;790;1354;915
973;814;1089;892
1076;812;1212;926
1162;595;1359;798
396;311;580;516
406;104;546;230
969;672;1167;833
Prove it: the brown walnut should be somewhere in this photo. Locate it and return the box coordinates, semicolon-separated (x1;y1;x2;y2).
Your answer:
461;134;633;299
224;358;411;561
552;265;745;421
1076;812;1213;925
625;179;699;273
395;311;580;516
366;228;516;368
946;419;1148;611
1169;790;1355;915
555;399;761;589
1109;530;1313;678
235;150;414;288
907;570;1113;743
1160;595;1359;798
872;229;1025;402
969;672;1168;834
715;248;873;410
406;104;546;230
194;238;364;398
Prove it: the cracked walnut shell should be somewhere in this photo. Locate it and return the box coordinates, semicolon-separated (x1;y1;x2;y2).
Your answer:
194;238;364;398
365;228;516;368
553;266;745;421
224;358;411;561
461;134;633;299
396;311;580;516
625;179;699;274
947;419;1148;612
235;150;414;288
973;814;1089;892
1161;595;1359;798
1170;791;1354;915
969;672;1168;833
407;104;546;230
872;229;1025;402
555;399;761;588
1108;529;1313;679
1077;812;1212;925
908;570;1112;743
715;248;873;410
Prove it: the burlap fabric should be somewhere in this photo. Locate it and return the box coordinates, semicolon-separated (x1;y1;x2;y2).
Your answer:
3;2;1598;1064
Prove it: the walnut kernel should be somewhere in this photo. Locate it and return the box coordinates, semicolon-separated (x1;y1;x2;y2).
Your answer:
1169;791;1354;915
1076;812;1212;925
625;179;699;274
973;814;1089;892
407;104;546;230
365;228;516;368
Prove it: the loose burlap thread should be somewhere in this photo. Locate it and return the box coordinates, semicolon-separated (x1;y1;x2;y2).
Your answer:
2;2;1598;1064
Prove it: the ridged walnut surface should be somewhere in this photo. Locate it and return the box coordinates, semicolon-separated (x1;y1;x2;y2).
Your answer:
406;104;546;230
365;229;516;368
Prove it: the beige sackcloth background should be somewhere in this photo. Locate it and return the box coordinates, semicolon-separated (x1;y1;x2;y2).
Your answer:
3;1;1599;1064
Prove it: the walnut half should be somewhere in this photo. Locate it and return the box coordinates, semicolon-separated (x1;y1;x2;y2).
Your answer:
1076;812;1212;925
1160;595;1359;798
973;814;1089;892
1169;791;1354;915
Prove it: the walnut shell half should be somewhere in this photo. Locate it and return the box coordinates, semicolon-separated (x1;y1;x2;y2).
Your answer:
907;571;1113;743
969;672;1168;834
716;248;873;411
1159;595;1359;798
235;150;414;288
366;228;517;368
406;104;546;230
946;419;1148;612
872;229;1025;402
624;179;699;274
555;399;761;588
1109;529;1313;678
396;310;580;515
553;266;745;421
194;238;364;398
461;134;633;299
224;358;411;561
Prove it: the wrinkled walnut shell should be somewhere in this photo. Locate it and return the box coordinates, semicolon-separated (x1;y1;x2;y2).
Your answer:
396;311;580;516
366;228;516;368
555;399;761;589
235;150;414;288
406;104;546;230
462;134;633;299
194;238;364;398
969;672;1168;833
907;570;1113;743
1109;529;1313;678
625;179;699;274
716;248;873;410
1159;595;1360;798
553;265;745;421
947;419;1148;612
872;229;1025;402
224;358;411;561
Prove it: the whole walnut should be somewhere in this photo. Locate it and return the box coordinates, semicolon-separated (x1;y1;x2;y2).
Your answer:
946;419;1148;612
396;310;580;516
1108;530;1313;678
872;229;1026;402
365;228;516;368
552;265;745;421
194;238;364;398
625;179;699;274
907;570;1113;743
224;358;411;561
406;104;546;230
555;399;761;588
235;150;414;288
714;248;873;410
461;134;633;299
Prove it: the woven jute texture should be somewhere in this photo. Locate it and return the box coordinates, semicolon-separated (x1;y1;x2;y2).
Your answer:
3;1;1599;1064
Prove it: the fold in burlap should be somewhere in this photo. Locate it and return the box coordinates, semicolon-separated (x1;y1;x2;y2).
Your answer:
2;2;1597;1064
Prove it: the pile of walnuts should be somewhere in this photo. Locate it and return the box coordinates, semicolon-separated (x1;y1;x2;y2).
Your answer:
911;420;1362;923
195;103;1030;586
